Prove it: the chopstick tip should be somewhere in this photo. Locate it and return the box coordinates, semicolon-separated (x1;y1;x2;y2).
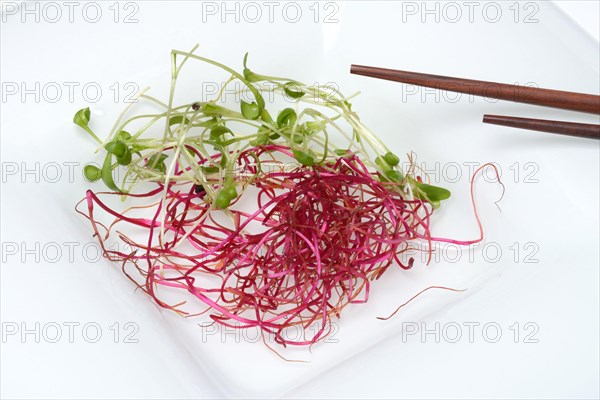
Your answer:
482;114;501;124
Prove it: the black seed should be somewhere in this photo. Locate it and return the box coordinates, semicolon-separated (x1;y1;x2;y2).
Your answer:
194;184;205;194
192;102;200;111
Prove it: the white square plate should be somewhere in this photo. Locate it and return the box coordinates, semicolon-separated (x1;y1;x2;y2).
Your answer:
1;1;598;398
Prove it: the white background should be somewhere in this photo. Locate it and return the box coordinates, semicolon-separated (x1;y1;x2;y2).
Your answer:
1;1;599;399
556;1;600;41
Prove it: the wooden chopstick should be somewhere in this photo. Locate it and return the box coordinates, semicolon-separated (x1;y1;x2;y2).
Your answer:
483;115;600;140
350;65;600;115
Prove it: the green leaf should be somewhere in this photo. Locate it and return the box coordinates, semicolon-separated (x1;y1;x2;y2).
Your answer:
83;164;102;182
388;170;404;182
202;103;241;118
215;183;239;209
73;107;101;144
131;143;152;153
293;150;315;166
215;190;232;209
292;135;304;144
73;107;90;126
104;141;128;158
223;185;238;199
210;125;232;140
101;153;119;191
202;165;220;174
250;132;270;146
238;58;266;115
116;148;132;166
277;108;297;128
147;153;168;173
252;124;278;141
383;152;400;166
375;155;391;171
169;115;190;126
254;91;266;111
284;82;305;99
244;69;263;83
241;101;260;120
242;52;259;82
116;130;132;141
243;53;274;83
148;153;168;164
417;183;451;202
193;117;219;128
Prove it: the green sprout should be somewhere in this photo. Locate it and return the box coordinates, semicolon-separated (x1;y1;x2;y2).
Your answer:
74;46;451;208
73;107;101;144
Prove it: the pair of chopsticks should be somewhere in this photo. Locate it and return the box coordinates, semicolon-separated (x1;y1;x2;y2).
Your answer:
350;65;600;140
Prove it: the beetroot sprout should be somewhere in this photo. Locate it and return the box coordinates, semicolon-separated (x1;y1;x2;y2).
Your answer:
73;47;498;350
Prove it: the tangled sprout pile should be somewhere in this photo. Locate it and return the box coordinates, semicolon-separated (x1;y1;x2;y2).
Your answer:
75;46;454;348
